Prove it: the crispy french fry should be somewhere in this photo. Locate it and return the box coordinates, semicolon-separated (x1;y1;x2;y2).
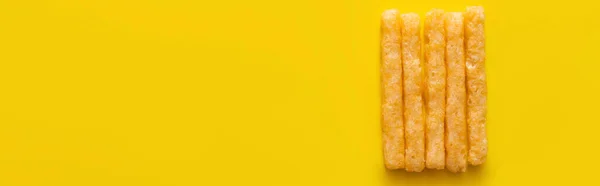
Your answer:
465;6;487;166
424;9;446;170
401;13;425;172
444;12;468;173
381;9;405;170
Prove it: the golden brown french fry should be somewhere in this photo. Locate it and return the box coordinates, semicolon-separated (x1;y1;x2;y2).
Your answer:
424;9;446;170
465;6;488;166
381;9;405;170
444;12;468;173
401;13;425;172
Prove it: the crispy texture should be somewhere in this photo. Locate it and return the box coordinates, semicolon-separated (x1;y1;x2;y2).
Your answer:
381;9;405;170
424;9;446;170
444;12;468;173
401;13;425;172
465;6;487;166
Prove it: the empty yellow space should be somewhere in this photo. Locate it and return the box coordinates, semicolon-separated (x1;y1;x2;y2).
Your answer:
1;0;600;185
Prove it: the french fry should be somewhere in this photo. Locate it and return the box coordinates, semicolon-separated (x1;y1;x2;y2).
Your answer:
401;13;425;172
465;6;487;166
444;12;468;173
381;9;405;170
424;9;446;170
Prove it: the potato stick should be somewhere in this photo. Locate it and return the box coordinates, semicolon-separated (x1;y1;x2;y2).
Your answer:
465;6;487;166
444;12;468;173
401;13;425;172
424;9;446;170
381;9;405;170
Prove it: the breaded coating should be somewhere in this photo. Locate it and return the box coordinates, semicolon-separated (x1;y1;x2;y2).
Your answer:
381;9;405;170
424;9;446;170
444;12;468;173
401;13;425;172
465;6;488;166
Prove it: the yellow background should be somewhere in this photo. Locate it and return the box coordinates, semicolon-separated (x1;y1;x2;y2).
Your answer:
0;0;598;185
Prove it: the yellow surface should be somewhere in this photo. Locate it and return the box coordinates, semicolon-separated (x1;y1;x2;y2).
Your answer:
0;0;599;185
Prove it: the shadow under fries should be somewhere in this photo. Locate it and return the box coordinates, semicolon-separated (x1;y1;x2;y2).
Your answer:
384;164;486;185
